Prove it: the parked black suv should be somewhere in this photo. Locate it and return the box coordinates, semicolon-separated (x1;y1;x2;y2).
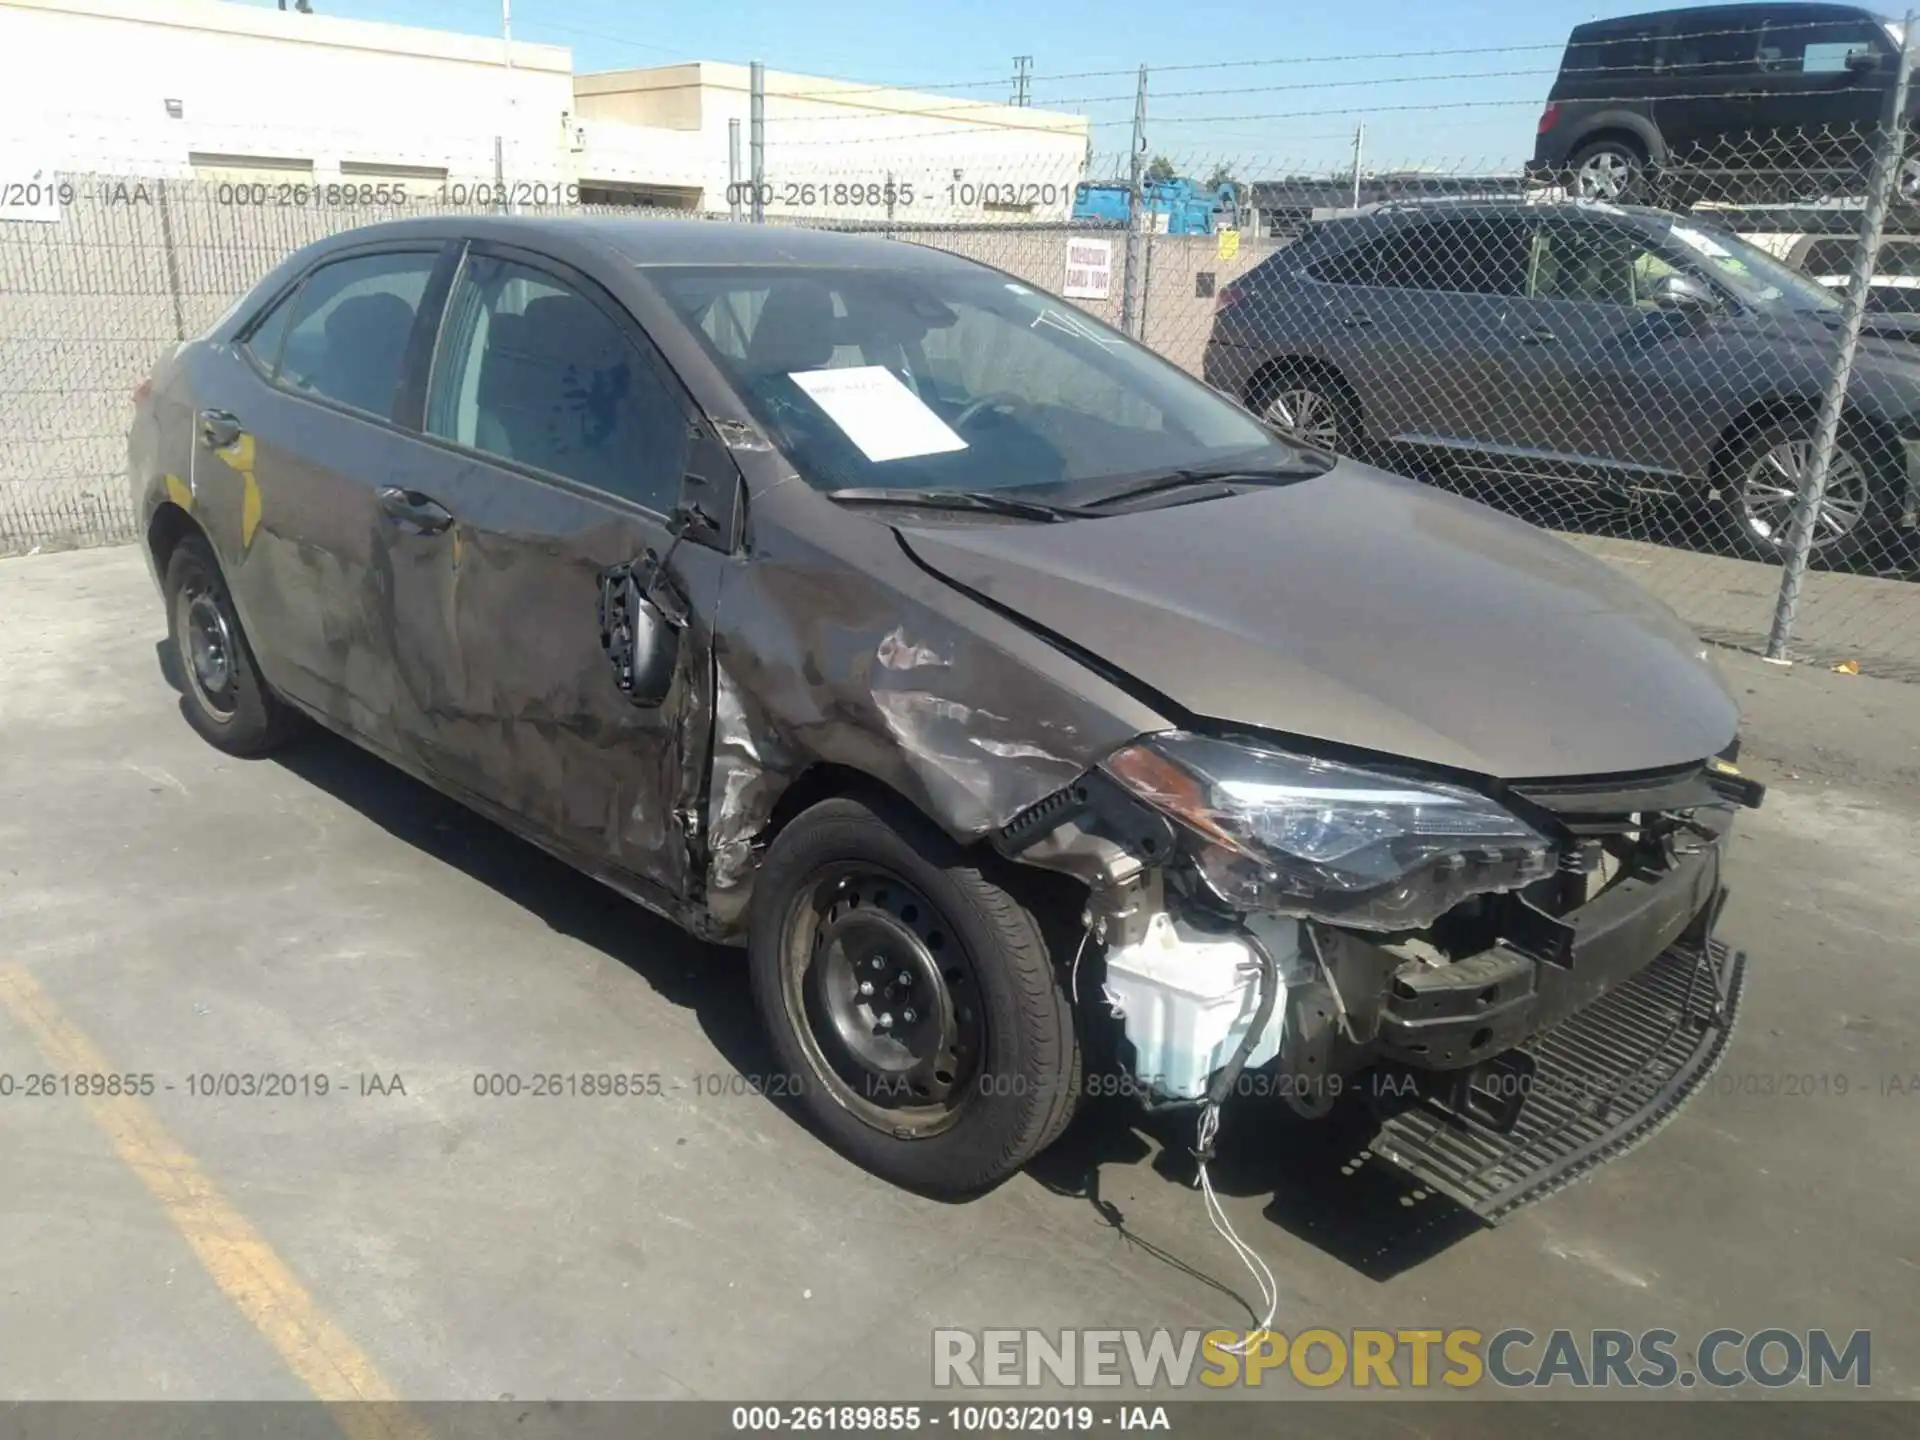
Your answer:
1530;3;1913;204
1202;198;1920;562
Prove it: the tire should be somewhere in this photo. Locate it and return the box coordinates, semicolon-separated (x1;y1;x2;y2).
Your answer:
163;534;302;756
1716;420;1899;566
747;795;1081;1197
1248;366;1358;457
1567;138;1649;203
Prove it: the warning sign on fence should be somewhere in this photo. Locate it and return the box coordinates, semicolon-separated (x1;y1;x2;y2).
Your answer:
1063;237;1113;299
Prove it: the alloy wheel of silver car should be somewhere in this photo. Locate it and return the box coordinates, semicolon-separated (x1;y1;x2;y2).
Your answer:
1574;150;1638;201
1737;439;1869;551
1899;156;1920;203
1264;384;1341;450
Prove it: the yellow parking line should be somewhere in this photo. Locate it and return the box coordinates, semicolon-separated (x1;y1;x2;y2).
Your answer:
0;965;432;1440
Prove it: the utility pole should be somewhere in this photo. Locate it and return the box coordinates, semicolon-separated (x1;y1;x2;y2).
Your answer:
1012;56;1032;107
750;60;766;223
1350;120;1364;210
500;0;515;211
1120;66;1148;338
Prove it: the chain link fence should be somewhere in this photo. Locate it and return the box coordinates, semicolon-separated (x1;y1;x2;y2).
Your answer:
6;110;1920;677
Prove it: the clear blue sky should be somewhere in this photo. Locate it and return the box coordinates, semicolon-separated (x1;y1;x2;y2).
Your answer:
236;0;1621;171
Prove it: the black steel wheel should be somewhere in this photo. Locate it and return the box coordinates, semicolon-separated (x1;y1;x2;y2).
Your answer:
748;796;1081;1196
162;534;302;756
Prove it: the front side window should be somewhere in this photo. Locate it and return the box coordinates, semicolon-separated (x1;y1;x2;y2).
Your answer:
425;254;689;513
276;251;436;418
1530;222;1679;308
650;262;1297;495
1758;19;1886;73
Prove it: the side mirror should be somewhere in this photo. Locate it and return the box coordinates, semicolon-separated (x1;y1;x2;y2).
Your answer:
1647;271;1720;312
597;554;683;708
1846;48;1882;75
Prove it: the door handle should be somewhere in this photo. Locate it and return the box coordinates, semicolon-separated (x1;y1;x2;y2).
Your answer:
1519;325;1560;345
376;486;454;534
1341;308;1373;327
199;409;243;448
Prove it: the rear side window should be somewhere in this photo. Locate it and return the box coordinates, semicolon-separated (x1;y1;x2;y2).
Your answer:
1306;219;1532;296
1665;23;1760;79
425;253;690;514
276;251;436;419
1560;27;1660;83
241;289;295;373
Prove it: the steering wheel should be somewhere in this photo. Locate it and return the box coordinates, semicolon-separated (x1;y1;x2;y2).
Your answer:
952;392;1031;429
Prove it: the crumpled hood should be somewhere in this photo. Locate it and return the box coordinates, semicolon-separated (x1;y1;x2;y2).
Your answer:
895;463;1739;780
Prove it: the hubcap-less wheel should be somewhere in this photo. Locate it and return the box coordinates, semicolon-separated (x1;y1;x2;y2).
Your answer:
1264;385;1341;450
783;868;985;1137
1575;150;1638;200
181;584;239;718
1738;440;1869;551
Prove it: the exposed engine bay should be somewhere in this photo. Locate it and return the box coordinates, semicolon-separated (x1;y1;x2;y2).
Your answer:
993;736;1766;1150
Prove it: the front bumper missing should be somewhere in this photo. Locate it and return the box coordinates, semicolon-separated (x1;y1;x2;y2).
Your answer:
1365;931;1746;1222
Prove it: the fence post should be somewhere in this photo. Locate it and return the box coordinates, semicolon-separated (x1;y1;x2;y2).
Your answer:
1120;66;1148;337
1765;12;1917;660
154;178;187;343
728;117;743;221
750;61;766;224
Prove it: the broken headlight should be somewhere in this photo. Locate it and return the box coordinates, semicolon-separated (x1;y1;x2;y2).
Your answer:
1102;732;1554;930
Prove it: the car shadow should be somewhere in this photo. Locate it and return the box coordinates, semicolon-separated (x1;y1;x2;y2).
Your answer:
265;722;782;1096
1026;1091;1487;1289
256;712;1488;1285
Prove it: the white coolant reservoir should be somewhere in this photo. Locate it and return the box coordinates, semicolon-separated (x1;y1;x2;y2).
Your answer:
1101;913;1301;1101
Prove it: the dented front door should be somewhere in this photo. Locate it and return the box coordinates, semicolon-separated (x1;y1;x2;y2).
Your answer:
376;244;719;898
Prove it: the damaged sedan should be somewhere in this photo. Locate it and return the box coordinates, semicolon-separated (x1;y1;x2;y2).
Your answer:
129;217;1762;1216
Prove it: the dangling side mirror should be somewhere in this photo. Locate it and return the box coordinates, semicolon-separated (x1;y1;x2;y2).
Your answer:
597;553;683;709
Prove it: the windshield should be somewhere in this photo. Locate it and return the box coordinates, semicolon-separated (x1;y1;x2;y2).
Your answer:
649;262;1312;495
1658;220;1841;313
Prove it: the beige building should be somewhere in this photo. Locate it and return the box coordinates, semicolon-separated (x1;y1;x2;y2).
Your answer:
0;0;1090;220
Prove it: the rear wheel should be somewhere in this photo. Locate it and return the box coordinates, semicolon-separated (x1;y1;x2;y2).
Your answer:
164;535;301;755
1568;138;1649;202
1250;366;1356;455
747;796;1080;1197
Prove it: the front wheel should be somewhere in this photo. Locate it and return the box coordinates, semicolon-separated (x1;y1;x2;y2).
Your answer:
747;797;1081;1197
1718;421;1898;566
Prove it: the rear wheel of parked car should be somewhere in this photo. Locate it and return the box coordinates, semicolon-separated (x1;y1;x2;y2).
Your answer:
1250;367;1355;455
1568;138;1648;203
1719;421;1897;566
164;534;301;756
747;796;1081;1197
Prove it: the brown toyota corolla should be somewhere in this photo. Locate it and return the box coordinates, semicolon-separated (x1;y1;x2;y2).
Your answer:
129;217;1762;1217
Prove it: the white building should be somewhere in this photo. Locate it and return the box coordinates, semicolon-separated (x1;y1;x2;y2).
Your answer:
0;0;1090;221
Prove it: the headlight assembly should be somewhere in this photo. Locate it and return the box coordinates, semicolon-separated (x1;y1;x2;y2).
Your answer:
1103;732;1555;930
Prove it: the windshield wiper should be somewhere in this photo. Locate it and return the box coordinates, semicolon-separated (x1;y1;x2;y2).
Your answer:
827;487;1079;522
1068;461;1323;512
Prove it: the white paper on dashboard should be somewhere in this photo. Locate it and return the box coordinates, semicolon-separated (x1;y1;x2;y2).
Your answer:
788;366;969;463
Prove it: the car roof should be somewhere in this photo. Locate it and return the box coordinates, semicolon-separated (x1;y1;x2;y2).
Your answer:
1313;200;1684;232
1569;2;1887;39
298;214;974;271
